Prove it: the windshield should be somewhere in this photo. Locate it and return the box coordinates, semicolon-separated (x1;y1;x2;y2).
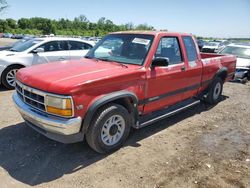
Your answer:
10;39;42;52
86;34;154;65
219;46;250;59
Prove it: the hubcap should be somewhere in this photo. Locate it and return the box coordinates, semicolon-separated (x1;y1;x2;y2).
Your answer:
101;115;125;146
213;82;221;100
6;69;18;87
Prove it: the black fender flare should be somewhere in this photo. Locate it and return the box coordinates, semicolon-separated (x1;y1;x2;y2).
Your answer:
81;91;139;133
214;67;228;82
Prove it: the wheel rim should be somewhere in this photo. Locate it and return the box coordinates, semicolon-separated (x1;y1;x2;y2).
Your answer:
101;115;125;146
213;82;221;100
6;69;18;87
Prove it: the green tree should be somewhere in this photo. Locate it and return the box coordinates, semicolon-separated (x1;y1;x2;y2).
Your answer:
6;18;16;29
136;23;154;30
1;16;156;36
0;19;8;32
18;18;31;29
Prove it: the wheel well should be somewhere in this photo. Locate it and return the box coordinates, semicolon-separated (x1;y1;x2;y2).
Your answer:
112;97;135;114
217;71;227;82
7;64;25;69
1;64;25;82
82;96;138;133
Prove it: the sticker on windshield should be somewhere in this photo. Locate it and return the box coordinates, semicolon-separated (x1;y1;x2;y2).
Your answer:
132;38;150;45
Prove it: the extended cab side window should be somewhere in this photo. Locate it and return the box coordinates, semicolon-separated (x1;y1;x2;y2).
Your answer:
155;37;182;65
182;36;198;61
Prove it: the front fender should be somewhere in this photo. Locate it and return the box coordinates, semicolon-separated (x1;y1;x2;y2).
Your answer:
81;91;138;133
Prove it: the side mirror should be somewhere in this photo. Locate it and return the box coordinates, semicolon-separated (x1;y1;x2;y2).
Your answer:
151;57;169;68
32;47;44;53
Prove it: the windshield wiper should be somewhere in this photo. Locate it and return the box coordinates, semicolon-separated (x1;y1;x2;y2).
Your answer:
96;57;128;68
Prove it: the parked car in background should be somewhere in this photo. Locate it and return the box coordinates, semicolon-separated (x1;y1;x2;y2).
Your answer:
0;37;95;89
13;31;236;153
215;40;231;53
0;38;30;51
218;43;250;83
201;41;221;53
11;34;24;39
196;39;205;51
3;33;13;38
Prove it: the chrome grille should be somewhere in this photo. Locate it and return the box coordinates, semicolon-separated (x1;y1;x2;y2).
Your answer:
15;81;46;112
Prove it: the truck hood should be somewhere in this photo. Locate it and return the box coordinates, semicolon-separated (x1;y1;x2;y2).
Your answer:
236;57;250;69
16;58;142;94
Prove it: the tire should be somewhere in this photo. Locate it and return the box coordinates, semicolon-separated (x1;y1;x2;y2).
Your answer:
86;103;132;154
1;65;23;89
241;77;248;84
205;77;223;104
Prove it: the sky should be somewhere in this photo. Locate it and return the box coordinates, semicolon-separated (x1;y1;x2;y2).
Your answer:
1;0;250;38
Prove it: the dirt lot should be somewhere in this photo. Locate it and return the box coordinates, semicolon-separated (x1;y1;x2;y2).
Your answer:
0;81;249;188
0;38;17;46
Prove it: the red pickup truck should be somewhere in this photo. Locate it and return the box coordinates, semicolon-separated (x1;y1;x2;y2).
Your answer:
13;31;236;153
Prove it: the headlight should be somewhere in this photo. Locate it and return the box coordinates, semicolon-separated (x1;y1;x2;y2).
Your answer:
46;95;73;117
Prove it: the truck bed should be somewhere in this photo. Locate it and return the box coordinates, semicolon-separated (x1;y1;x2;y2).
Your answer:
200;53;236;83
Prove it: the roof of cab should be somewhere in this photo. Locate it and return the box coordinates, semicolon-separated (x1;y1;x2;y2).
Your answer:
110;30;192;37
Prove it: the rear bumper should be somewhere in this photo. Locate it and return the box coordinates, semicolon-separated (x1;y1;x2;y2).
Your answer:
13;92;84;143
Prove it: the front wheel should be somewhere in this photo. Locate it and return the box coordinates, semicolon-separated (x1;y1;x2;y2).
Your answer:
1;65;22;89
86;103;132;153
205;77;223;104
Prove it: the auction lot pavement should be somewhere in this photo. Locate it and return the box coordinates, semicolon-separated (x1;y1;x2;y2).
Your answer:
0;82;250;188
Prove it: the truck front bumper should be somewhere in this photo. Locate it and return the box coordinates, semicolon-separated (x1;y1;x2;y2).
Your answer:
13;92;84;143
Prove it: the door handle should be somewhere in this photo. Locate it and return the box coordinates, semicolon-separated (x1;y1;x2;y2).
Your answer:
181;66;186;71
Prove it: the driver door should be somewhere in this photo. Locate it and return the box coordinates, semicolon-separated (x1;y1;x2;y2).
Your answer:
143;36;188;114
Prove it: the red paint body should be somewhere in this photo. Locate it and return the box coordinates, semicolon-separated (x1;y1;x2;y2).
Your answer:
16;32;237;118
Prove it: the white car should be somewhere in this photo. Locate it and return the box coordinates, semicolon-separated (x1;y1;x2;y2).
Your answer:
0;37;95;89
201;41;221;53
218;43;250;83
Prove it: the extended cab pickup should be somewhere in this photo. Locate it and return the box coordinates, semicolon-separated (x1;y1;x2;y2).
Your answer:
13;31;236;153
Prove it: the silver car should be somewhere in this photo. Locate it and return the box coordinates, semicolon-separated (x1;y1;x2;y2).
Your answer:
218;43;250;83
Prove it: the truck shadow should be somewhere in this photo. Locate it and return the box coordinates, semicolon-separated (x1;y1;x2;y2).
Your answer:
0;96;228;186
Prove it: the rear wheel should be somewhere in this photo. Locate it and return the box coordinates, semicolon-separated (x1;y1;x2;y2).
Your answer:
86;103;132;153
205;77;223;104
1;65;23;89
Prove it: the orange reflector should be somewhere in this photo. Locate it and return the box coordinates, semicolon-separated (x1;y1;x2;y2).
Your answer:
65;99;72;109
47;106;72;117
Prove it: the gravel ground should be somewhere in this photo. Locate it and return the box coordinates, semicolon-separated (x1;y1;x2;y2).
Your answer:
0;82;249;188
0;38;17;46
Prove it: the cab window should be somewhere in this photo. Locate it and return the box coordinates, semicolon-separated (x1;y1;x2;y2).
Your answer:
182;36;198;61
155;37;182;65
